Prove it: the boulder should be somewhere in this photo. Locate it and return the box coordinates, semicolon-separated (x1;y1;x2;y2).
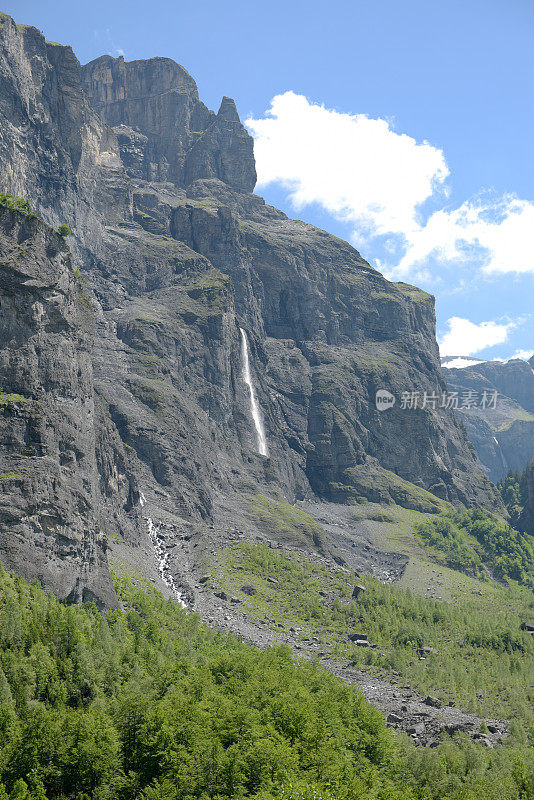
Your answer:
423;696;442;708
407;723;425;735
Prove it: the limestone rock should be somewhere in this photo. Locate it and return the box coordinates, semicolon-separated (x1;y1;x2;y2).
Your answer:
444;357;534;481
424;696;442;708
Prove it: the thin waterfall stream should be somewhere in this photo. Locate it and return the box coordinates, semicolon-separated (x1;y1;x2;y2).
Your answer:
240;327;268;456
146;515;187;609
140;492;186;608
493;436;508;475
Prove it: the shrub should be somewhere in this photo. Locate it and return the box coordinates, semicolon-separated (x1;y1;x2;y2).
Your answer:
416;510;534;587
0;194;32;215
0;193;14;209
14;197;30;214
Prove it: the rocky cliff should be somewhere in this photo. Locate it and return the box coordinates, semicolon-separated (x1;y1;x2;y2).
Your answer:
0;206;116;607
0;12;501;607
80;55;256;191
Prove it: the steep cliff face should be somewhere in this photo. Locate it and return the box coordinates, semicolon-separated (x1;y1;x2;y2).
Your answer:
166;181;494;509
0;13;120;243
0;206;116;607
0;15;501;607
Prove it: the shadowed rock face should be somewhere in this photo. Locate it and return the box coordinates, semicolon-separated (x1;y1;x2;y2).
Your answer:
0;13;501;606
444;358;534;482
0;17;117;216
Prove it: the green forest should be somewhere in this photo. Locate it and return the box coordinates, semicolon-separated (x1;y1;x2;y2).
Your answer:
499;467;533;533
415;510;534;587
0;566;530;800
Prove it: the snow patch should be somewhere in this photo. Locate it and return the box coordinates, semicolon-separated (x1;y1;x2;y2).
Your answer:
441;357;485;370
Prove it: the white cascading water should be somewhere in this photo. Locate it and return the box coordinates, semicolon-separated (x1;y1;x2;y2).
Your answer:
240;327;268;456
493;436;508;475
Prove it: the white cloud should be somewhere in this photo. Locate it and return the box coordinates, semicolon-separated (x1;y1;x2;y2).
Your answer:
396;196;534;277
247;93;534;278
439;317;517;357
505;349;534;362
246;92;448;240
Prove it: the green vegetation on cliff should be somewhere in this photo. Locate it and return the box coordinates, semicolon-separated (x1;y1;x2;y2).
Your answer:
0;194;31;215
415;511;534;587
250;495;325;547
0;566;530;799
499;467;533;533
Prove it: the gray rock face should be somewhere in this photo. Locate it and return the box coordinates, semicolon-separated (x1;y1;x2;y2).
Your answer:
0;207;116;608
0;14;502;607
444;358;534;481
80;56;256;192
0;15;120;242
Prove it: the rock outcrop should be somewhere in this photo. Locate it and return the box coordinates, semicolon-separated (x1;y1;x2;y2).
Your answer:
0;13;502;607
80;56;256;191
0;14;120;243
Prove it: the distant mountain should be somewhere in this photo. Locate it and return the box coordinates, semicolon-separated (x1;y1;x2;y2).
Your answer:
443;356;534;482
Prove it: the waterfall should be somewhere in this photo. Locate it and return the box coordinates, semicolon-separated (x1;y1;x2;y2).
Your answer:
240;328;268;456
493;436;508;475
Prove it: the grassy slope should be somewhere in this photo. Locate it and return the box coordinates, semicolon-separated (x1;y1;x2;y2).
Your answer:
203;495;534;729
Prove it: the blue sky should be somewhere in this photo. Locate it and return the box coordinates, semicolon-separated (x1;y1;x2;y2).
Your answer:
11;0;534;360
